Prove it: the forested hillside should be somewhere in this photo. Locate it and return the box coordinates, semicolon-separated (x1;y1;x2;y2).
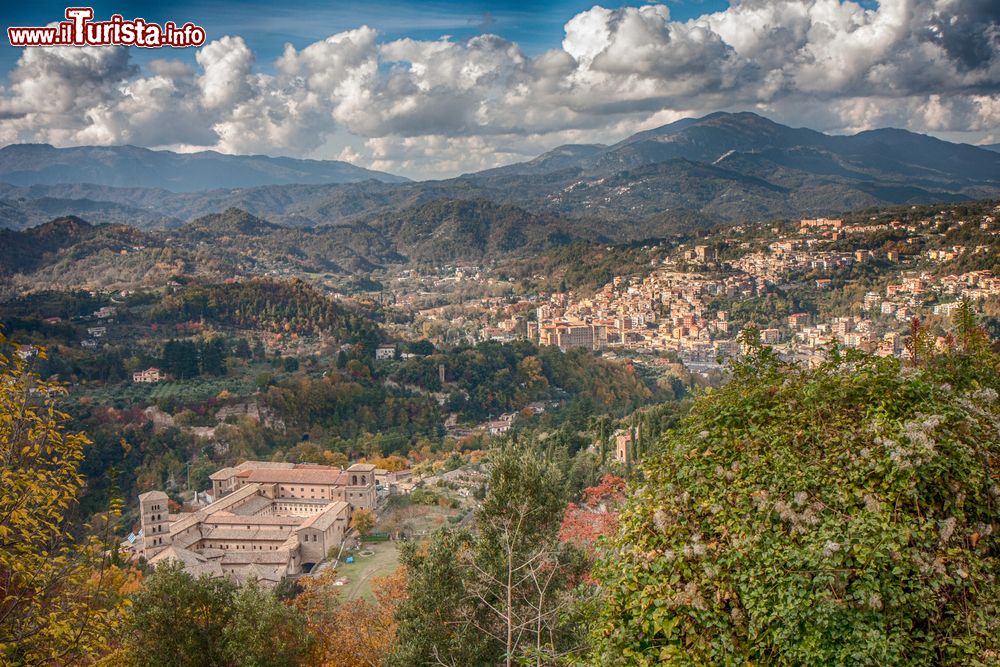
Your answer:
2;284;998;666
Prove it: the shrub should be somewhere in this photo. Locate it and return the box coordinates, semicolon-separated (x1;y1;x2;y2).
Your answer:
593;343;1000;666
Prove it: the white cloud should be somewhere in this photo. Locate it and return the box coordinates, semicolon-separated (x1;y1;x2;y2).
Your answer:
197;35;255;110
0;0;997;178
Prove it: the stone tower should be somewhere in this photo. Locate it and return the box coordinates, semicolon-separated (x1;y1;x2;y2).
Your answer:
138;490;171;559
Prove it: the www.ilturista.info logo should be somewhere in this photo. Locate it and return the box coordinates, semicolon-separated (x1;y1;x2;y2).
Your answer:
8;7;206;48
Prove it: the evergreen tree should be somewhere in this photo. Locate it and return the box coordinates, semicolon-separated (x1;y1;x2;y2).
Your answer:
389;529;489;667
223;579;311;667
125;562;236;667
124;564;309;667
199;337;227;376
390;447;585;666
233;338;252;359
161;339;199;379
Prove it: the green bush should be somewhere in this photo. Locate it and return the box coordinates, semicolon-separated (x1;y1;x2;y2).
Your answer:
593;340;1000;666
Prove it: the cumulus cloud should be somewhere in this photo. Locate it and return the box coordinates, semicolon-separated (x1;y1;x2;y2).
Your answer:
0;0;997;178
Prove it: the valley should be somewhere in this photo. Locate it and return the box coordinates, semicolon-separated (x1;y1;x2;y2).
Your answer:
3;110;1000;667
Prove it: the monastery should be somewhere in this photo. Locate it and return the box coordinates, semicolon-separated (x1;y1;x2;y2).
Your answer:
138;460;376;585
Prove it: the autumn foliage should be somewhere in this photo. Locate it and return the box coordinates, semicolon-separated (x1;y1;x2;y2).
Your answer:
295;566;407;667
0;335;135;665
559;474;626;552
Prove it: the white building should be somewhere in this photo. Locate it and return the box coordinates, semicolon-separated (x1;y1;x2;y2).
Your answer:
133;367;164;383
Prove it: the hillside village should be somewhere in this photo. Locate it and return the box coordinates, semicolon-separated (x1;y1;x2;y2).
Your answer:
473;205;1000;369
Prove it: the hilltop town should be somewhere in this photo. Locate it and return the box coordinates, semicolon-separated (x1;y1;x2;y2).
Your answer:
468;204;1000;371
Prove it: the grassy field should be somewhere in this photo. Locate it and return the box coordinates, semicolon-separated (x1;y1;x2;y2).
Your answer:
333;498;469;602
334;539;401;602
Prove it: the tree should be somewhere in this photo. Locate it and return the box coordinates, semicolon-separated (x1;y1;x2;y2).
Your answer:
123;561;236;667
296;567;406;667
407;340;435;356
390;447;586;666
323;450;349;468
161;339;199;379
587;415;614;464
234;337;253;359
223;578;311;667
0;336;129;665
254;371;273;391
198;337;227;376
124;563;309;667
592;341;1000;665
559;474;625;557
351;508;377;536
368;454;408;472
389;529;491;667
468;447;585;666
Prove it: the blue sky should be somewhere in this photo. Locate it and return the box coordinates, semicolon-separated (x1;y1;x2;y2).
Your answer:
0;0;730;75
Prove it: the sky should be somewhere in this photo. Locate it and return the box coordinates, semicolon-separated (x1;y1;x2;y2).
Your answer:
0;0;997;179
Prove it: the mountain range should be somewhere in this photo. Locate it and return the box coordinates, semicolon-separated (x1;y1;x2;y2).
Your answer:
474;111;998;181
0;112;998;241
0;144;409;192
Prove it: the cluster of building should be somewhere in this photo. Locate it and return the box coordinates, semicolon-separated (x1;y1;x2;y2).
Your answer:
788;313;898;356
729;240;862;284
878;270;999;316
787;269;998;358
138;460;376;586
523;268;754;363
474;209;999;368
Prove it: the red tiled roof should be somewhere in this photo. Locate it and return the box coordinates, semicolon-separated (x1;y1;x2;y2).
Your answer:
242;468;345;485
